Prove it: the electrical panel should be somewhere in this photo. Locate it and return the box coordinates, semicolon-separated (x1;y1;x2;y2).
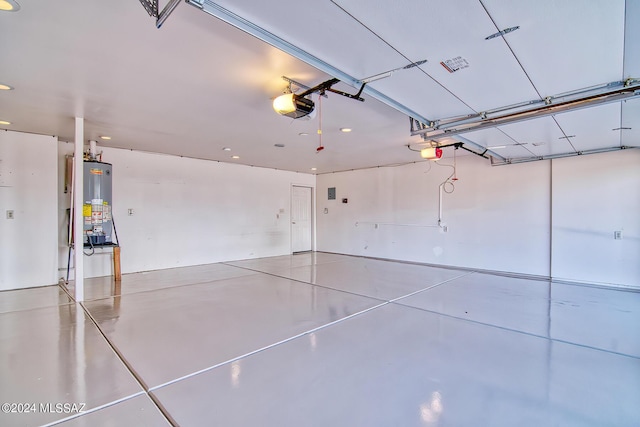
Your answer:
328;187;336;200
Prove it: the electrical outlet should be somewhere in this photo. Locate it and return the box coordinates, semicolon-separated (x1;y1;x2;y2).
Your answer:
614;230;622;240
6;210;14;219
128;208;134;216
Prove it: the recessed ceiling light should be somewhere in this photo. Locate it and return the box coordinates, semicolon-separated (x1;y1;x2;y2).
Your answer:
340;128;352;133
0;0;21;12
0;83;14;90
0;120;11;125
274;143;285;148
222;147;231;151
99;135;111;140
311;167;317;171
298;132;309;136
231;155;240;159
487;145;506;149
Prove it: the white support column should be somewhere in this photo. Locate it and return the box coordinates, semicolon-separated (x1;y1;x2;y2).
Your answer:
74;117;84;302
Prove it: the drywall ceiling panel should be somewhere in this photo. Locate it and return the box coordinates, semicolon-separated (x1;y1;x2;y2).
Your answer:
482;0;625;96
497;117;573;157
621;98;640;148
553;103;621;152
208;0;408;81
623;0;640;76
365;67;474;119
462;128;533;160
331;0;540;114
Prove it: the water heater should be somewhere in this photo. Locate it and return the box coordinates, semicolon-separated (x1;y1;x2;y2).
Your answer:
83;160;113;246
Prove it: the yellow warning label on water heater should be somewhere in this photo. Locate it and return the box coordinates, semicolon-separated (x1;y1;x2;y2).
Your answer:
83;204;92;217
90;168;103;175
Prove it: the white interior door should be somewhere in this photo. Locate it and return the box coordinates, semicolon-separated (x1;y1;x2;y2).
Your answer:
291;185;312;253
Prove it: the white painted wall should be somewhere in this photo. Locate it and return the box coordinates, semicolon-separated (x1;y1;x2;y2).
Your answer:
58;143;315;278
0;131;58;290
317;155;551;276
317;150;640;288
551;150;640;287
6;130;635;288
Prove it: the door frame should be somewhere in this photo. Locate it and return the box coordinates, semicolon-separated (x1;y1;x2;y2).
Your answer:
290;184;315;253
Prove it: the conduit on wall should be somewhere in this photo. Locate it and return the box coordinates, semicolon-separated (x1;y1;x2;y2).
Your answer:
355;153;459;232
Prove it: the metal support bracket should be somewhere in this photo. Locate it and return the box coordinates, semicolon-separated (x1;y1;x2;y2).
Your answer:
138;0;182;28
138;0;158;17
298;78;366;102
408;140;492;160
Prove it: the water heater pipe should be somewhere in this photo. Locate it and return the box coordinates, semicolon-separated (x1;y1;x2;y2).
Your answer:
89;140;97;160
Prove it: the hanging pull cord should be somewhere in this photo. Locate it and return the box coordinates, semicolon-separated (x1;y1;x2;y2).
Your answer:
317;93;324;152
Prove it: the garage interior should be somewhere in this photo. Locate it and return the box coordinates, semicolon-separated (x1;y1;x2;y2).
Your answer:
0;0;639;426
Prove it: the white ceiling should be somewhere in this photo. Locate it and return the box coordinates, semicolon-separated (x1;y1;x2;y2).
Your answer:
0;0;637;174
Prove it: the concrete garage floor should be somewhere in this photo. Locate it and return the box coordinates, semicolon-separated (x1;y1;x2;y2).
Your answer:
1;252;639;426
